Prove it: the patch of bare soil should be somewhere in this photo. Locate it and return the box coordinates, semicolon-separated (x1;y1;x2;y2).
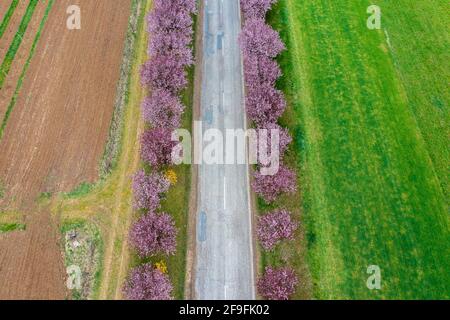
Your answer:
0;211;68;300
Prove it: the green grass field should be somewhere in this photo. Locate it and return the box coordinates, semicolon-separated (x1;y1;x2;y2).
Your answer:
267;0;449;299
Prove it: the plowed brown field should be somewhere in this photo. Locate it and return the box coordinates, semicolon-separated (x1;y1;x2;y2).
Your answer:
0;212;67;299
0;1;28;63
0;0;132;208
0;1;48;118
0;0;132;299
0;1;13;24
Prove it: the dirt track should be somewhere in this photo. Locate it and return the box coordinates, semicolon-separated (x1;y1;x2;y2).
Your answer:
0;0;132;208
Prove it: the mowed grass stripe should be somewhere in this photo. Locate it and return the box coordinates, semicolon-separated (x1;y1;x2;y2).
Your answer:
0;0;54;140
0;0;38;89
270;0;449;299
0;0;19;38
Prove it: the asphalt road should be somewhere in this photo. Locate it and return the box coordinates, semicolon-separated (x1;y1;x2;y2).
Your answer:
194;0;255;300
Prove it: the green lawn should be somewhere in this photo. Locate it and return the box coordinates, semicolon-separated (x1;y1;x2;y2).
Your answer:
267;0;449;299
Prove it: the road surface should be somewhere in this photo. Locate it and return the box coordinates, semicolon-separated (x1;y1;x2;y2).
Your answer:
194;0;255;300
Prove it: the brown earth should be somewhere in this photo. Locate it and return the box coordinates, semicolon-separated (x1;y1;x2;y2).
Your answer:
0;0;132;209
0;0;28;63
0;0;14;25
0;211;68;300
0;1;48;117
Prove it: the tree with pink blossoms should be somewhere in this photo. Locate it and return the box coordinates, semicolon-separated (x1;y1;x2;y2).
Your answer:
246;83;286;126
129;212;177;257
257;267;298;300
142;89;185;129
123;263;173;300
244;55;281;89
140;55;187;93
149;33;193;67
132;169;170;212
141;128;176;167
148;0;197;36
257;123;292;162
257;209;298;250
239;18;285;58
241;0;277;20
252;164;297;203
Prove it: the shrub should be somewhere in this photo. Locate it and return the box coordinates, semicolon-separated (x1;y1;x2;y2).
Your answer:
132;169;170;212
257;267;298;300
252;164;297;203
257;209;297;250
165;169;178;185
129;212;177;257
123;263;173;300
141;128;177;167
141;89;184;129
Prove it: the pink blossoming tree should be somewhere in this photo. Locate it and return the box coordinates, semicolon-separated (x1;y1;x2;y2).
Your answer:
141;89;185;129
140;56;187;93
123;263;173;300
132;169;170;212
257;267;298;300
252;164;297;203
129;212;177;257
239;18;285;58
141;128;176;167
241;0;277;20
257;209;298;250
246;83;286;126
